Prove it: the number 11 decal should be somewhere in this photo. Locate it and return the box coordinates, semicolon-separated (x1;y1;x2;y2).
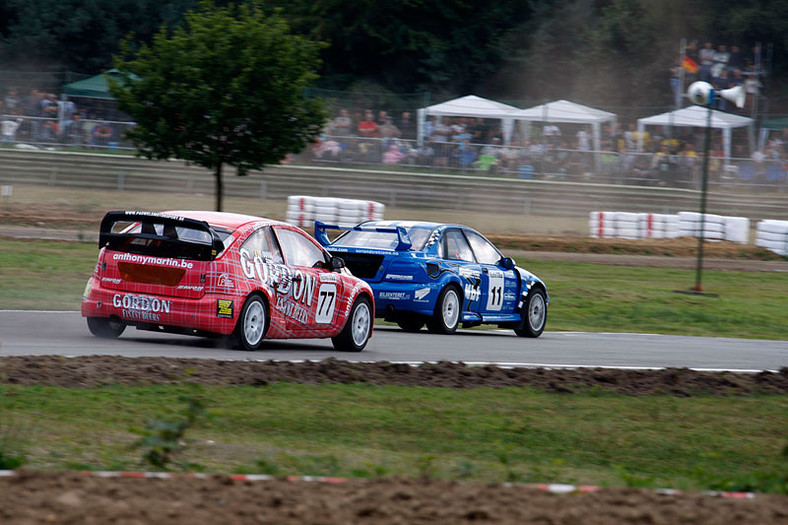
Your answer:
315;283;337;323
486;271;504;311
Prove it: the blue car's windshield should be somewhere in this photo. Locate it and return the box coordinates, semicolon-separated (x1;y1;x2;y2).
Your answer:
335;226;434;251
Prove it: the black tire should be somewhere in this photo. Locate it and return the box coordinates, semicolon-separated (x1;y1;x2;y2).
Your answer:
332;296;372;352
233;295;269;351
86;317;126;338
426;285;461;335
514;288;547;338
396;315;424;333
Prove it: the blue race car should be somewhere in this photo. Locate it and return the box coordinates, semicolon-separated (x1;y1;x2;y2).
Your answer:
315;220;548;337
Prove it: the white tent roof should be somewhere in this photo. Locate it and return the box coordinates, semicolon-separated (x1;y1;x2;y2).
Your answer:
422;95;520;118
637;105;753;129
511;100;616;123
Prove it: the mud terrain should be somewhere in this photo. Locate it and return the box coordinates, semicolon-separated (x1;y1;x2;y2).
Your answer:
1;357;787;524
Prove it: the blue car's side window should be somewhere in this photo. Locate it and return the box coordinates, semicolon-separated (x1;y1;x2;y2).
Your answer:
464;230;502;266
443;230;475;262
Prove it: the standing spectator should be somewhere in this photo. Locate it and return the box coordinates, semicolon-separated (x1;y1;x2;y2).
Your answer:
90;121;114;147
698;42;715;82
376;110;389;125
378;118;401;141
330;108;353;136
357;110;379;138
576;128;590;151
1;116;23;145
398;111;416;140
711;44;730;80
3;88;20;114
543;123;561;146
728;45;745;72
62;113;84;146
422;115;436;139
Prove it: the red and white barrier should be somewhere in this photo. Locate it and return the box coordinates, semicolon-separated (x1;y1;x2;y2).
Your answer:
591;211;751;243
755;220;788;256
286;196;384;228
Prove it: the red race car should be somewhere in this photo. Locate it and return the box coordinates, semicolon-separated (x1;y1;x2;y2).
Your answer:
81;210;374;351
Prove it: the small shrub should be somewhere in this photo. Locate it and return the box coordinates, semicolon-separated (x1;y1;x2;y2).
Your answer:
132;395;207;470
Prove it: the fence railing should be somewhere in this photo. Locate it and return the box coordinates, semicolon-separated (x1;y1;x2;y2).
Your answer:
1;115;135;151
1;149;786;222
2;116;786;193
305;135;788;192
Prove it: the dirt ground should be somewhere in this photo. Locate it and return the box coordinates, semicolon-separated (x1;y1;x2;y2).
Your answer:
2;470;787;525
1;357;787;524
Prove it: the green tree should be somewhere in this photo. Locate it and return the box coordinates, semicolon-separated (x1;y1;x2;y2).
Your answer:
110;1;326;211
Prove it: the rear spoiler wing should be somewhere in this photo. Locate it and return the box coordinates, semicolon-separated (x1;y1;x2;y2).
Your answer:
314;221;413;251
98;211;225;261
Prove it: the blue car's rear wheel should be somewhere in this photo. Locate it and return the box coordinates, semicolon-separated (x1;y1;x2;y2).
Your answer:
427;285;461;335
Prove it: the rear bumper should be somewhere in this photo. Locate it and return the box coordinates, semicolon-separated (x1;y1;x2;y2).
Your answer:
371;281;441;318
81;278;240;335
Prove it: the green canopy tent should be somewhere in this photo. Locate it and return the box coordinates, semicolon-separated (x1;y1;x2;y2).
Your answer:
61;69;137;121
62;69;132;100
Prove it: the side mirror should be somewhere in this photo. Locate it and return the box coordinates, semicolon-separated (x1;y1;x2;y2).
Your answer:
331;256;346;272
500;257;515;270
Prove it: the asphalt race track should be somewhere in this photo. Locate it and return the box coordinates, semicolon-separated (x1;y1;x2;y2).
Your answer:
2;311;786;372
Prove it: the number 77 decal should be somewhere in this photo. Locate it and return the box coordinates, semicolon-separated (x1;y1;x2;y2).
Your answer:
315;283;337;323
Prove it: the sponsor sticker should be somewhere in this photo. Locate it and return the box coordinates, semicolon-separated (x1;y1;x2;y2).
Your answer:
82;281;92;301
112;252;193;269
217;299;234;318
217;273;235;288
379;291;409;301
414;288;431;301
387;274;414;281
113;293;170;321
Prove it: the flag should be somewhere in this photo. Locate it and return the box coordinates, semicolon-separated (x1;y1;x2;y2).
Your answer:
682;55;699;74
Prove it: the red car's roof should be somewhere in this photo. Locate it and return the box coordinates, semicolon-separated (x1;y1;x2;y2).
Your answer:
164;210;284;230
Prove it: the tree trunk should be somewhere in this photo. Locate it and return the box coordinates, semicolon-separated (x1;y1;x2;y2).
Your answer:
214;161;223;212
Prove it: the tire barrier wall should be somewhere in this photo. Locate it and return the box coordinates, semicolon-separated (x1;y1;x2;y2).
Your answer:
590;211;752;243
286;195;384;229
590;212;681;240
1;149;787;221
755;220;788;256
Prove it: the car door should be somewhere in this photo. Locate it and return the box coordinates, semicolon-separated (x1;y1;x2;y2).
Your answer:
274;226;345;335
463;228;518;315
441;228;484;314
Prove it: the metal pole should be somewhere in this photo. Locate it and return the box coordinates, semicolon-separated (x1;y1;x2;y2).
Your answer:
694;102;712;292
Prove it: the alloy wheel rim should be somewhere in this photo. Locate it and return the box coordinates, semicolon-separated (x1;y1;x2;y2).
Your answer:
244;301;265;346
351;302;371;346
529;294;545;331
443;290;459;328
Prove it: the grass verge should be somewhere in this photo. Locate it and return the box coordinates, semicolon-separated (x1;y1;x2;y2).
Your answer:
0;238;785;339
1;383;785;493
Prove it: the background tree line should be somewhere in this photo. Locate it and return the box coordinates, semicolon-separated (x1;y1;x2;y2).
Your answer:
1;0;785;112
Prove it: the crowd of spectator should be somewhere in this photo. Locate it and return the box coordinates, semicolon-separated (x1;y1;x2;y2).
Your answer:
311;104;785;188
673;40;765;113
1;87;129;148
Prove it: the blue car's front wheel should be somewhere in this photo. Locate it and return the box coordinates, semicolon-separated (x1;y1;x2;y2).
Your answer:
515;288;547;338
427;285;461;335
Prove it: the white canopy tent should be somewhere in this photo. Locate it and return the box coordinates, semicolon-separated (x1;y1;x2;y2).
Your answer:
636;105;754;159
510;100;618;171
417;95;520;145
